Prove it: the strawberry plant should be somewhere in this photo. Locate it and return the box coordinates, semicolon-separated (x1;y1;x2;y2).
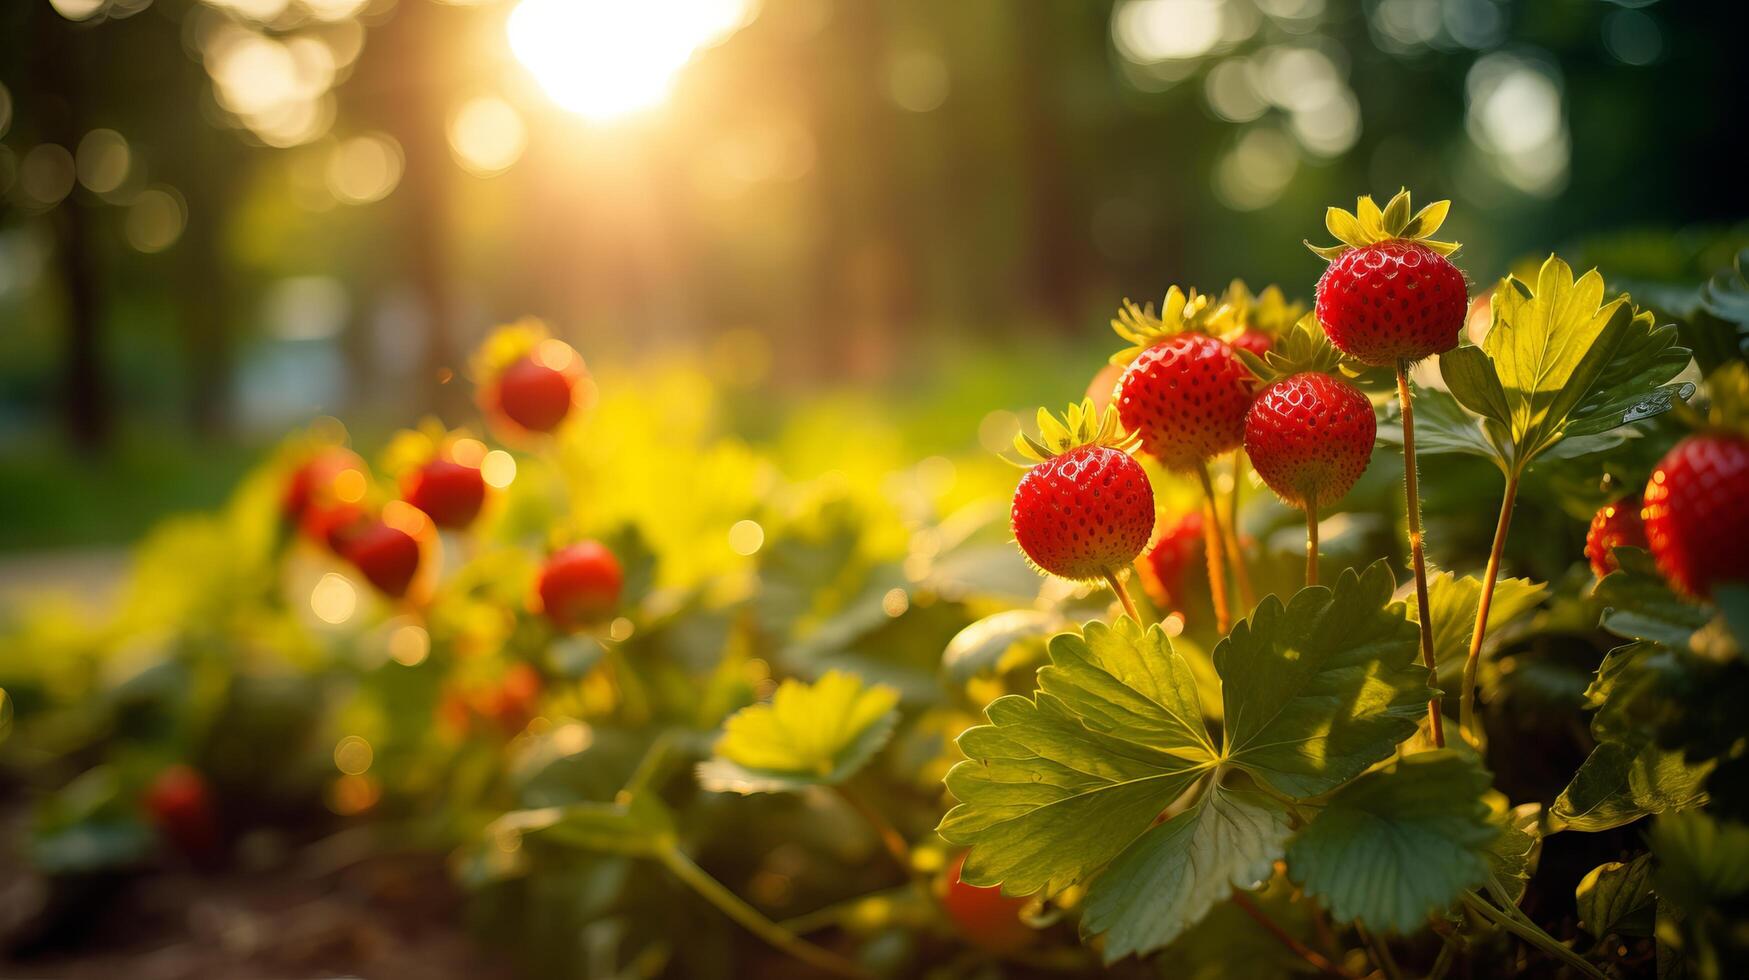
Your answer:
2;212;1747;980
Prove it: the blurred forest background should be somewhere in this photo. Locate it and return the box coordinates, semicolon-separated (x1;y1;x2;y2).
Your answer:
2;0;1746;550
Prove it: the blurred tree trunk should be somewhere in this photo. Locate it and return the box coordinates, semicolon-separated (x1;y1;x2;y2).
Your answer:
34;8;110;451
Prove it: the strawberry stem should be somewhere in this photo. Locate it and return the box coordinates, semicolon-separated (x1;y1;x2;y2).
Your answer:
1195;462;1234;633
1460;471;1520;743
1305;496;1320;588
1102;568;1142;624
833;783;914;873
1224;452;1259;610
658;845;871;978
1230;891;1359;979
1395;361;1446;749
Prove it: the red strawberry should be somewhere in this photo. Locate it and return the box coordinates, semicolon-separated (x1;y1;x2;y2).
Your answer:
537;541;624;630
1229;329;1273;358
1642;433;1749;597
1309;190;1467;366
1134;510;1203;611
942;852;1034;953
282;448;364;519
1244;372;1376;509
1585;494;1648;578
344;521;422;597
302;501;369;553
490;355;575;432
1115;333;1254;470
402;459;486;529
487;663;544;735
145;765;220;858
1010;401;1154;582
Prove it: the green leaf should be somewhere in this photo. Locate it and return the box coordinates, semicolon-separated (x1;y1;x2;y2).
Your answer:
1488;801;1544;906
941;609;1065;684
1649;810;1749;910
696;671;900;793
1082;786;1290;962
1380;386;1506;464
1551;737;1711;833
1577;853;1655;938
940;691;1212;896
1037;617;1217;759
492;793;677;858
1594;548;1712;650
1410;571;1548;689
1441;345;1512;425
1561;381;1697;439
1218;561;1432;798
1482;256;1693;467
1286;750;1496;933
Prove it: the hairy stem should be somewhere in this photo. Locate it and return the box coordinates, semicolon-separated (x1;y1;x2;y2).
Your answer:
1230;891;1358;979
1305;496;1320;588
1462;891;1606;980
1355;921;1403;980
1195;461;1234;633
1396;361;1446;749
1102;567;1142;624
659;846;870;979
1225;452;1259;610
834;783;913;873
1460;472;1520;742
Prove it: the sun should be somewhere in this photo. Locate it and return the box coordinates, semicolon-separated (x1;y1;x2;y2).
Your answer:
507;0;754;123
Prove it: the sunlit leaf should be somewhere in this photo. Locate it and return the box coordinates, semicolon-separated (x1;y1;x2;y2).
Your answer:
1082;786;1290;962
492;792;677;858
1577;853;1655;938
1551;737;1711;833
1286;750;1496;933
1218;561;1431;798
1409;571;1548;688
696;670;900;794
941;609;1065;684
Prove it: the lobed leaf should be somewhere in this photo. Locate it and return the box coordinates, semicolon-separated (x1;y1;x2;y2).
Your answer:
1286;750;1497;933
1551;737;1710;833
1217;561;1432;798
1409;571;1548;689
697;670;900;794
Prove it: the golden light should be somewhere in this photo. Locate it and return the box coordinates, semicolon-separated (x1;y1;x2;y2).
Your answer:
481;449;517;488
507;0;757;123
311;572;359;624
387;623;430;666
326;133;403;204
728;519;764;556
125;188;187;254
75;129;130;195
448;96;526;176
333;734;374;774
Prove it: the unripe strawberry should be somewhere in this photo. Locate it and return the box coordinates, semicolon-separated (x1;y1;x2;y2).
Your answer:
1642;432;1749;597
1244;372;1375;509
941;852;1034;953
1109;289;1255;471
402;459;486;529
537;541;624;630
1585;494;1647;578
1010;400;1154;581
1134;510;1203;611
344;521;422;597
145;765;219;858
1309;190;1467;366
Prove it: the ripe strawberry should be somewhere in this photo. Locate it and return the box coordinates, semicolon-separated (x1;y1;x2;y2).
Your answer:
1134;510;1203;611
942;852;1034;953
1585;494;1648;578
537;541;624;630
1642;432;1749;597
302;501;369;553
1229;329;1273;358
1108;288;1254;470
145;765;220;858
402;458;486;529
282;447;365;520
492;356;574;431
1010;401;1154;582
486;663;544;735
1309;190;1467;366
344;521;422;597
1244;371;1375;509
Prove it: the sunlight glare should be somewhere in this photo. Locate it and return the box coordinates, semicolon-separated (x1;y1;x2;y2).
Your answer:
507;0;756;122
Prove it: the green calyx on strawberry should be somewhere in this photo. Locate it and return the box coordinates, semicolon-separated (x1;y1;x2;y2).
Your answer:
1237;316;1377;510
1109;286;1255;470
1010;400;1155;583
1308;188;1468;366
1642;364;1749;598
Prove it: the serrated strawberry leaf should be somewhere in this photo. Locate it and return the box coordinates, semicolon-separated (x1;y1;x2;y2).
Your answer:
1409;571;1548;689
1218;560;1432;798
696;670;900;794
1577;853;1655;938
938;621;1217;896
1550;736;1711;833
1378;386;1505;462
1082;786;1290;962
1286;750;1496;933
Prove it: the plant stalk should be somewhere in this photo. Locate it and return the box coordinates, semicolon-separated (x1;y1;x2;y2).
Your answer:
1195;461;1234;634
1225;452;1259;610
1102;568;1141;623
1395;361;1446;749
1305;495;1320;588
1230;891;1358;979
1355;921;1403;980
1461;891;1606;980
659;846;871;979
1459;472;1520;742
834;783;913;873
